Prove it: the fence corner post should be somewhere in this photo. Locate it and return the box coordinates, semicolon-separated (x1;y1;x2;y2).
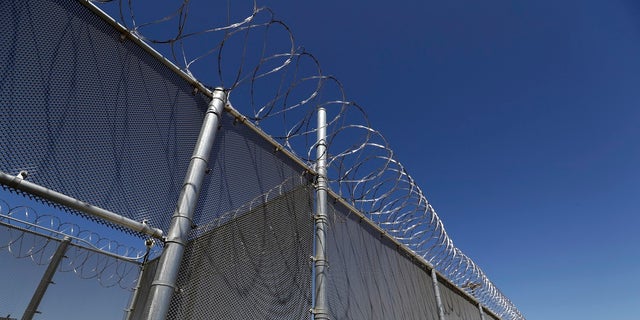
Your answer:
140;88;227;320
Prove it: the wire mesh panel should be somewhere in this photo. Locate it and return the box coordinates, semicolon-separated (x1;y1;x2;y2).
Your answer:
163;185;313;320
0;0;311;236
3;0;311;318
0;0;209;232
325;195;442;320
0;222;140;319
438;279;483;320
0;0;522;318
196;111;313;228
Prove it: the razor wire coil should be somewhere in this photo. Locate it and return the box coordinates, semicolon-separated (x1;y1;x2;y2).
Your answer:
0;198;160;290
81;0;524;318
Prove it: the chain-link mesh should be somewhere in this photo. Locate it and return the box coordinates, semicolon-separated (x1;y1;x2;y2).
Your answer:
80;1;525;316
196;111;312;229
166;185;313;319
326;193;494;320
438;279;483;320
0;0;311;238
0;0;209;233
1;0;523;318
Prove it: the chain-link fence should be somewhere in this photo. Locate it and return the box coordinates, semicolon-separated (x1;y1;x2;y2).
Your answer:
0;197;151;319
1;0;522;318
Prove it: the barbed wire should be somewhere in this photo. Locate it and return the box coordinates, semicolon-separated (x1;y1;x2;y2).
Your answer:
88;1;523;318
0;198;160;290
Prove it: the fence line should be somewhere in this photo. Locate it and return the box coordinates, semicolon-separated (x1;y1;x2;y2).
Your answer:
0;198;158;290
87;0;523;318
0;0;523;318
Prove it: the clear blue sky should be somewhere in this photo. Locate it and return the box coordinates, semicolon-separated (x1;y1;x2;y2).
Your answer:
3;1;639;319
263;0;640;319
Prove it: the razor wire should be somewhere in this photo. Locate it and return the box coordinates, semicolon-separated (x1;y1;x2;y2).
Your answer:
87;1;523;318
0;197;161;290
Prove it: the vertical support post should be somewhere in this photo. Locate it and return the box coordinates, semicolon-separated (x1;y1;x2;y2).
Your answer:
479;304;486;320
141;88;227;320
125;264;146;320
431;268;446;320
312;106;330;319
22;236;71;320
125;239;154;320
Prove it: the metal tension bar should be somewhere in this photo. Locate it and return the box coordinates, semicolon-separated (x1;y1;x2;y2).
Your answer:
140;88;227;320
0;171;163;239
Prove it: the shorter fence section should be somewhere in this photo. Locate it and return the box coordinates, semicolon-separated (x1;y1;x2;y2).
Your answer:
0;0;521;318
129;185;314;319
0;196;150;319
325;193;500;320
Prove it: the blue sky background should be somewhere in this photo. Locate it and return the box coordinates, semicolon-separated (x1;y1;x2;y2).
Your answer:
2;0;640;319
263;0;640;319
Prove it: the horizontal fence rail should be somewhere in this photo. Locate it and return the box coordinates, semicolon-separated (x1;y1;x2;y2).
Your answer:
83;0;523;318
0;0;524;318
0;171;164;239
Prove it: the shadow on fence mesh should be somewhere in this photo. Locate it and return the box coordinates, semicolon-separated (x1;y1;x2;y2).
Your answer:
325;195;499;320
173;186;313;319
0;0;523;318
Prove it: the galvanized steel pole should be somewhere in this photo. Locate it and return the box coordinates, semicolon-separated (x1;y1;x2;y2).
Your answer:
140;88;227;320
313;106;330;319
479;304;486;320
22;236;71;320
431;268;447;320
0;171;163;239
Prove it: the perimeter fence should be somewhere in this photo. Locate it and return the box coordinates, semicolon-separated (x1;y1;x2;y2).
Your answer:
0;0;524;319
0;197;155;318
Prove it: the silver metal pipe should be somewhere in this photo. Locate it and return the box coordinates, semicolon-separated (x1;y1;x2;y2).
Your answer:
140;88;227;320
312;106;330;319
22;236;71;320
125;239;154;320
124;271;145;320
479;304;486;320
78;1;315;179
431;268;447;320
0;171;163;239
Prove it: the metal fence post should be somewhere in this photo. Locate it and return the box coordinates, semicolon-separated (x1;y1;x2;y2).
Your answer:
22;236;71;320
312;106;330;319
479;303;486;320
431;268;446;320
140;88;227;320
